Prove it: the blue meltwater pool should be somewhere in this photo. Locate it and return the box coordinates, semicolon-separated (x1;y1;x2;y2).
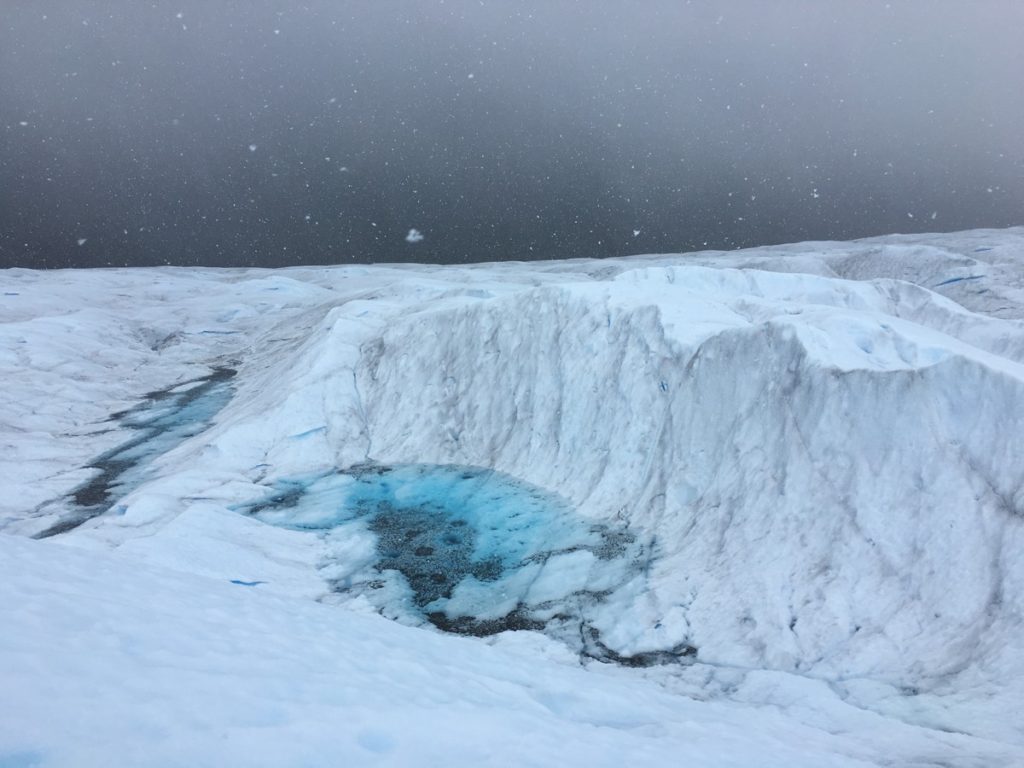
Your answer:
243;463;688;664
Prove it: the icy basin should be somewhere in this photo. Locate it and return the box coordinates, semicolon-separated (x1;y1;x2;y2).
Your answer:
245;464;688;664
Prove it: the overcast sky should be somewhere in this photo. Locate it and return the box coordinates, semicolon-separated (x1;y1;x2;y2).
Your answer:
2;1;1022;268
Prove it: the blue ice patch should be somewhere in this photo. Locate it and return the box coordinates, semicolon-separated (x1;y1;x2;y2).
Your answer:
0;751;44;768
35;368;236;539
241;463;662;662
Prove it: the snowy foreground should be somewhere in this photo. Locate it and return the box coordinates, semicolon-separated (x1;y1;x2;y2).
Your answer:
3;228;1024;767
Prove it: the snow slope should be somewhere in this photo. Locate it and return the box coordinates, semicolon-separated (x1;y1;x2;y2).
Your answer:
5;532;996;768
3;228;1024;766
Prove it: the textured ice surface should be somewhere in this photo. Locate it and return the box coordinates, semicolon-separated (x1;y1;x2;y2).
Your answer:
34;367;235;537
4;229;1024;765
245;463;665;661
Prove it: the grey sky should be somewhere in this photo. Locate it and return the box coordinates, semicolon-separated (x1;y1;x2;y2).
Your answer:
2;1;1022;267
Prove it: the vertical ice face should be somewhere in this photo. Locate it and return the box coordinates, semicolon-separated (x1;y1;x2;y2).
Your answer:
310;269;1024;680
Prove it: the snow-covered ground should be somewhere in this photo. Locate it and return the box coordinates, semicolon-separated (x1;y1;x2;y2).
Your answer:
2;228;1024;766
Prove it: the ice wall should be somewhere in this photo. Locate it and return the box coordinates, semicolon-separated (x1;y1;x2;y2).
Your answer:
297;266;1024;690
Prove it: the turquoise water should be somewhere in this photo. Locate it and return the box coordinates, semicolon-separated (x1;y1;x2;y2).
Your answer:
37;367;235;538
246;463;643;644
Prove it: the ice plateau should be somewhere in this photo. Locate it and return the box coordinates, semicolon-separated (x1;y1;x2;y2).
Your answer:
2;228;1024;767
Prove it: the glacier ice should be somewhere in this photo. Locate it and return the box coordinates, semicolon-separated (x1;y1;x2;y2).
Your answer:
3;228;1024;763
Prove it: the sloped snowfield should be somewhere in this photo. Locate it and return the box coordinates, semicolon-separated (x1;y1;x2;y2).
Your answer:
2;228;1024;767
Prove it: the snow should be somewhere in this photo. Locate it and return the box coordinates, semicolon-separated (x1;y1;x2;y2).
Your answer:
2;228;1024;766
1;533;918;768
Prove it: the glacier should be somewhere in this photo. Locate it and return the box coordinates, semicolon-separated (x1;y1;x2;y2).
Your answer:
2;228;1024;766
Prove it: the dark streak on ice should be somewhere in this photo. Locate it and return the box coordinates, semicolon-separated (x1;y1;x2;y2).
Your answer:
34;367;236;539
933;274;985;288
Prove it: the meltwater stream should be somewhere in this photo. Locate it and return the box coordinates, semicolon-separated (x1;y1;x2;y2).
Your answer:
245;463;696;665
35;367;235;538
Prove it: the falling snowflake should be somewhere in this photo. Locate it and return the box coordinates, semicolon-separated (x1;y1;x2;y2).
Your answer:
406;229;424;244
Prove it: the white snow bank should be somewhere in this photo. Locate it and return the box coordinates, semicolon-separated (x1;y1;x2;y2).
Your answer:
2;532;1018;767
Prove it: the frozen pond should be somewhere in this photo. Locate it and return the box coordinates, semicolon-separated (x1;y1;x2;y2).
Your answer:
245;463;695;665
